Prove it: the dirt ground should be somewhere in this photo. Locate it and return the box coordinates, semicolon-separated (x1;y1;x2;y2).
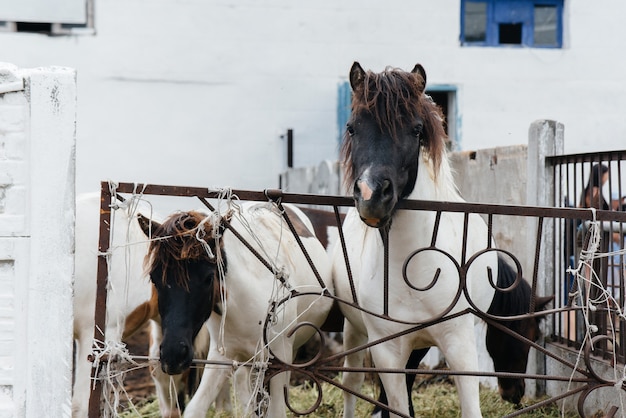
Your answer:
122;323;155;403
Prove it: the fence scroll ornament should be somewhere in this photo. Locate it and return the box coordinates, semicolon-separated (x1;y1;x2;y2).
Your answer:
87;182;626;418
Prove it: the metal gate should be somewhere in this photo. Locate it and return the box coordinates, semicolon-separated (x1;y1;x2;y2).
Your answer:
87;178;626;417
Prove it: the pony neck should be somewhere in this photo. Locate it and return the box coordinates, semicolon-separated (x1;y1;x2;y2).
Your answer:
406;146;464;202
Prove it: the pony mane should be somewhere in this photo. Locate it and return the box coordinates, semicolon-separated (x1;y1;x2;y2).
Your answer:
487;255;532;318
340;66;448;190
145;211;221;289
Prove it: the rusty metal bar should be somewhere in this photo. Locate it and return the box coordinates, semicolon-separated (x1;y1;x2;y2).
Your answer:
111;181;626;221
87;183;114;418
529;217;543;313
546;149;626;165
461;212;469;266
334;205;358;304
275;200;330;292
196;196;280;280
382;226;390;317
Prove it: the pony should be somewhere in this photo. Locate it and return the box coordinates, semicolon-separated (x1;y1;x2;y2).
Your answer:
141;201;334;418
485;256;553;405
368;255;553;417
332;62;550;418
72;193;219;418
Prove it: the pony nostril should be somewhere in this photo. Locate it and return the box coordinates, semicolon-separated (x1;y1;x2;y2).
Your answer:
354;181;362;198
381;179;393;201
179;341;189;357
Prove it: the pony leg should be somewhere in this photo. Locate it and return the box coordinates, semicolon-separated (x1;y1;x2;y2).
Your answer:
264;370;291;418
259;336;295;418
437;324;483;418
374;348;429;418
151;369;184;418
222;366;251;414
214;381;233;412
182;350;232;418
342;320;368;418
369;342;410;418
72;332;93;418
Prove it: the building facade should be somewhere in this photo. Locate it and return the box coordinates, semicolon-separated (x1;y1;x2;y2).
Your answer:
1;1;624;194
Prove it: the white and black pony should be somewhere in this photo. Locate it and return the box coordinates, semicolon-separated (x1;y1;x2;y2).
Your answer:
333;62;551;418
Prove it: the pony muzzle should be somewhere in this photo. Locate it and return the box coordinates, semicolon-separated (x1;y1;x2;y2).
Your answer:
354;177;395;228
498;377;524;406
160;340;193;375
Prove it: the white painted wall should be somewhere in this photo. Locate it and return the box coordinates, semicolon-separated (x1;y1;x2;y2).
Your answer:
0;64;76;418
0;1;624;196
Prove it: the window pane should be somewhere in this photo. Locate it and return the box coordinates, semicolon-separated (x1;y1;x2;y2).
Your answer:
534;5;558;46
464;2;487;42
0;0;86;24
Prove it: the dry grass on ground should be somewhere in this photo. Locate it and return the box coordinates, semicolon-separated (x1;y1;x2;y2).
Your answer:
119;375;579;418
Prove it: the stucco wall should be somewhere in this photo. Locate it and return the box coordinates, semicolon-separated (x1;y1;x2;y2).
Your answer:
0;1;624;197
0;63;76;418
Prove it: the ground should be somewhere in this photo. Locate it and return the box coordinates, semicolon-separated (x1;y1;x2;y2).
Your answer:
123;323;155;404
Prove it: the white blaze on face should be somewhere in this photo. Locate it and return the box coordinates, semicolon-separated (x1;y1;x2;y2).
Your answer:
357;168;374;201
357;179;373;201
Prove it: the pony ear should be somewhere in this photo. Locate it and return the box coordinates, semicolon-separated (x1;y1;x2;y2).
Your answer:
535;295;554;311
217;212;232;236
137;213;161;238
349;61;366;93
533;295;554;320
411;63;427;92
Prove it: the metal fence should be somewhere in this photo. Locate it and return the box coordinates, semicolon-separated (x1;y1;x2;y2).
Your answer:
547;150;626;363
88;179;626;417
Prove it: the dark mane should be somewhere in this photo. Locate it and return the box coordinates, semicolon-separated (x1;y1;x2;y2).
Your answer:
340;66;447;189
145;211;221;289
487;255;532;318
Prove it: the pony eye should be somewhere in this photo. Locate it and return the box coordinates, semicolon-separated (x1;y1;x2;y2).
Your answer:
346;124;355;136
412;125;423;138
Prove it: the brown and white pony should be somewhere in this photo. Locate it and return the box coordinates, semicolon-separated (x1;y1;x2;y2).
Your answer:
142;202;334;418
72;193;217;418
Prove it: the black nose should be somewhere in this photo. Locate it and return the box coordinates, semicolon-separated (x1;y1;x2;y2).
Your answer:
160;341;191;375
177;340;189;357
500;383;524;405
354;177;393;203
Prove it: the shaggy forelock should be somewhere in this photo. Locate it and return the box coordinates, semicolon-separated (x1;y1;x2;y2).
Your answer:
145;211;218;289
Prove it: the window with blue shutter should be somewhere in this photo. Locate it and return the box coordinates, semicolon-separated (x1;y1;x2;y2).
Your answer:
461;0;563;48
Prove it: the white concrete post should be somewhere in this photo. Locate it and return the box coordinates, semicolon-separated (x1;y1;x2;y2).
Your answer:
0;64;76;418
526;119;564;397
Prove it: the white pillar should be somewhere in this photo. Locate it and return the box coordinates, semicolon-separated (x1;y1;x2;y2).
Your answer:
526;119;564;397
0;63;76;418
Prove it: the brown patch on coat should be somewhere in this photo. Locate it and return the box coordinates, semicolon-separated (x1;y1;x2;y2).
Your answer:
283;206;314;238
122;285;159;340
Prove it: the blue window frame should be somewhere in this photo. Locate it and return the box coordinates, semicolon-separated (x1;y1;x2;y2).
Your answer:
461;0;563;48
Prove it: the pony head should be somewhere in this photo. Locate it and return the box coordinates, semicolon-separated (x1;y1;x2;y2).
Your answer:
341;61;447;228
139;211;226;375
486;256;554;406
